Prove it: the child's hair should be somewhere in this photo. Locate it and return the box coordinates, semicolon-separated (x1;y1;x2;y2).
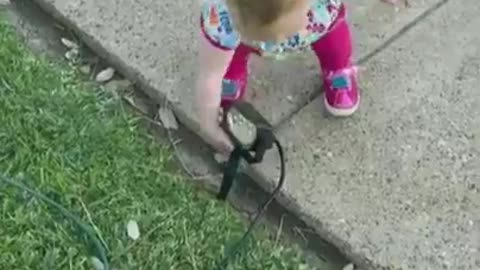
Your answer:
227;0;299;27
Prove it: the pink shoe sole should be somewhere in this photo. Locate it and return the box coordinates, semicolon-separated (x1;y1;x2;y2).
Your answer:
323;93;360;117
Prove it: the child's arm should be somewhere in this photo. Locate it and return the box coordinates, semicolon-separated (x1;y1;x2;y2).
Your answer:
195;33;235;154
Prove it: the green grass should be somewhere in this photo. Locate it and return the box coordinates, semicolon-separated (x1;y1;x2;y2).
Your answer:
0;20;313;270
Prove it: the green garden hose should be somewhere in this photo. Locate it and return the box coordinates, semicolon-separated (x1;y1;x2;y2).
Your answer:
0;175;110;270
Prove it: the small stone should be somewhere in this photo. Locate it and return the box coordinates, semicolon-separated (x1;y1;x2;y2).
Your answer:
79;65;91;75
90;257;105;270
327;152;333;158
342;263;354;270
61;38;79;49
95;67;115;83
437;139;447;147
64;48;79;61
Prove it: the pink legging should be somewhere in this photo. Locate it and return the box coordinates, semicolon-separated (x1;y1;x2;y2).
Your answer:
221;5;352;108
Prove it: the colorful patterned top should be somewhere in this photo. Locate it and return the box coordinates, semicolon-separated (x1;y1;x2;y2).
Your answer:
200;0;343;60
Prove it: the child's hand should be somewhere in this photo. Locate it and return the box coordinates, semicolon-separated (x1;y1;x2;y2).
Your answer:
195;33;236;155
196;104;234;154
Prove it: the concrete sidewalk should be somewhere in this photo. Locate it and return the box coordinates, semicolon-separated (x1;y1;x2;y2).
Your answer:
29;0;479;268
256;0;480;268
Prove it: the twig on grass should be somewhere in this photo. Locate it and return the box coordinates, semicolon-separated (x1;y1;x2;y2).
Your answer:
78;196;110;253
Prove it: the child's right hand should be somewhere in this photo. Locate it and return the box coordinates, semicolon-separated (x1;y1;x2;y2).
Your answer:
195;101;234;154
195;33;236;154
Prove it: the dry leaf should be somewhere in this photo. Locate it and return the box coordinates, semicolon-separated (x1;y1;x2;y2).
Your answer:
96;67;115;83
61;38;78;49
342;263;354;270
158;107;178;130
127;220;140;240
90;257;105;270
123;95;135;107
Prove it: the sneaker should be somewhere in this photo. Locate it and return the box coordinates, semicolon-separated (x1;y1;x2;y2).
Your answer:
323;66;360;117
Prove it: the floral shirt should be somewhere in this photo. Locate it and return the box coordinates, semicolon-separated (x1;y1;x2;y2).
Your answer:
200;0;343;60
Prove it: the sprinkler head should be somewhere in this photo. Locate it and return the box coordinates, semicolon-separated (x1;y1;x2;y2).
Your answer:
224;105;258;149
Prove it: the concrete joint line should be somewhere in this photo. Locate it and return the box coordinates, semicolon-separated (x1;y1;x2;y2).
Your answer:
356;0;450;65
274;0;451;129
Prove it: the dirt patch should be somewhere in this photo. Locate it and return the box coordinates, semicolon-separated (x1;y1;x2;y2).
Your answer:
4;0;66;57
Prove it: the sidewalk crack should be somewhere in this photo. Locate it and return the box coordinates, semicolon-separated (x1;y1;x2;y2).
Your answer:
274;0;450;129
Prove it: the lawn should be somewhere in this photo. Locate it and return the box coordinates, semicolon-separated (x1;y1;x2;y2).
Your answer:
0;18;313;270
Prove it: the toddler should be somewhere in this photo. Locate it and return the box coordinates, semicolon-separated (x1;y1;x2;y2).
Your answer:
195;0;398;153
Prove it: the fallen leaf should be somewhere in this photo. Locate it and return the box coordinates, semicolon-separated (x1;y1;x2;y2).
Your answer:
342;263;354;270
95;67;115;83
123;95;135;107
90;257;105;270
79;65;91;75
61;37;78;49
158;107;178;130
127;220;140;240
